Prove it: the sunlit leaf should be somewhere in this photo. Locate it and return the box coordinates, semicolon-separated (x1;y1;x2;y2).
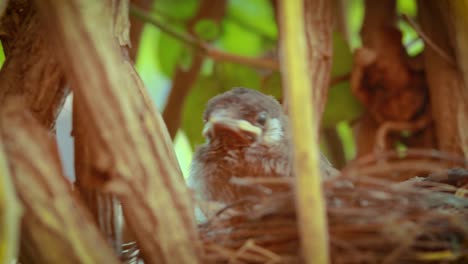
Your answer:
226;0;277;40
157;31;185;77
397;0;417;17
135;26;170;110
346;0;364;50
337;121;356;160
0;43;5;68
398;20;424;57
218;19;265;56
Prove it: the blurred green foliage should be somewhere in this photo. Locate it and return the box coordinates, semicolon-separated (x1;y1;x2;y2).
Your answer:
134;0;424;177
323;32;362;129
0;43;4;67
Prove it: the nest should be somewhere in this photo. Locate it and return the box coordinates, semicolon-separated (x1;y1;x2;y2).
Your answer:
198;151;468;263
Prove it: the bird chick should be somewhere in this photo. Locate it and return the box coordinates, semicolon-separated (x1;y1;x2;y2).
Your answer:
188;87;337;206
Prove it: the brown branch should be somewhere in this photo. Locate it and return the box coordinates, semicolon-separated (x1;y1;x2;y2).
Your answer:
304;0;334;126
74;2;141;260
130;4;279;71
1;101;119;264
0;1;68;130
34;0;201;263
329;72;350;87
418;1;466;158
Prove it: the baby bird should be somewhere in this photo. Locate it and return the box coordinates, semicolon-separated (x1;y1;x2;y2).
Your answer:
188;88;337;206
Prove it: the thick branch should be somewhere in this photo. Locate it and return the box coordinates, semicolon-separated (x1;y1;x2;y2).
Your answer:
1;101;119;264
418;1;465;157
0;133;21;264
0;1;68;130
34;1;201;263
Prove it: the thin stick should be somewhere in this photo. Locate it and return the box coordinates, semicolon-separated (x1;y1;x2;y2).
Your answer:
278;0;330;263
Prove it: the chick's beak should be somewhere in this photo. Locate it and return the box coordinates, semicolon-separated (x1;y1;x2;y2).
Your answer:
202;115;262;140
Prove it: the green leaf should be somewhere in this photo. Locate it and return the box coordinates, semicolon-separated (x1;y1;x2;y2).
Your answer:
194;19;221;41
219;19;265;56
346;0;364;49
261;72;282;100
397;0;417;17
0;43;4;68
182;76;223;148
213;62;261;89
179;48;194;72
398;20;424;57
157;32;185;77
336;121;356;161
135;25;170;109
226;0;277;40
154;0;199;21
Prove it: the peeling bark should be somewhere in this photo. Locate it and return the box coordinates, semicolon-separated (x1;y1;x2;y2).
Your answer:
73;2;138;260
304;0;333;127
0;1;68;130
33;0;201;263
1;101;119;264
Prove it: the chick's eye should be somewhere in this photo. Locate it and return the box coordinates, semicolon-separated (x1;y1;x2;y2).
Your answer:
256;112;268;125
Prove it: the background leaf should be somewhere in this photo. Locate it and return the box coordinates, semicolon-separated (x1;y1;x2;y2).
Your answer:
322;32;363;128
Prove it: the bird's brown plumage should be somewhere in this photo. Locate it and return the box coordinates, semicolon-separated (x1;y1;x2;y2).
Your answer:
188;88;337;206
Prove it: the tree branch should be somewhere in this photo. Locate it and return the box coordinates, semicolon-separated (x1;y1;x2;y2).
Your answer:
418;1;466;158
0;1;68;130
304;0;334;126
130;4;279;71
0;128;21;264
1;101;119;264
34;0;201;263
